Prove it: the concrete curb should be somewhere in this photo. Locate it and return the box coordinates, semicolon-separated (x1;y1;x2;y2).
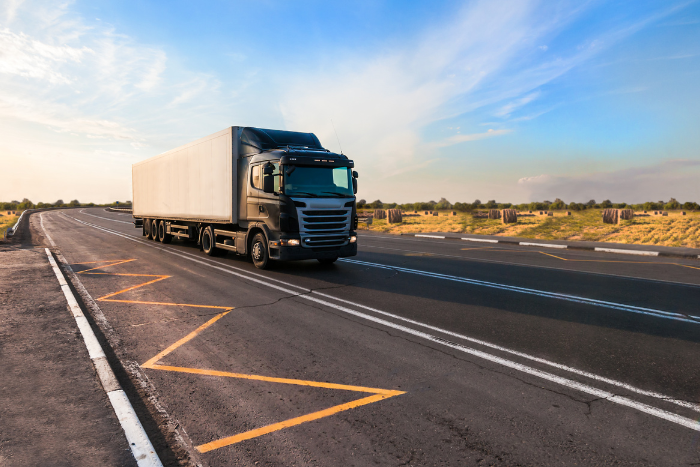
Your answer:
44;247;163;467
410;234;700;260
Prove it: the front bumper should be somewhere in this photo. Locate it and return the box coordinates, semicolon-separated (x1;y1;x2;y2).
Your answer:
271;242;357;261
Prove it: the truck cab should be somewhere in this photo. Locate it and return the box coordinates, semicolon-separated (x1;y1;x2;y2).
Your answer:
235;128;358;267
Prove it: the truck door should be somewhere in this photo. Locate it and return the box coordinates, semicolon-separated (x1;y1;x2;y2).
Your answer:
247;163;265;221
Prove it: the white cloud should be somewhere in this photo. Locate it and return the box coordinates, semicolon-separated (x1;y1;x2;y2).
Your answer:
517;160;700;203
432;129;512;148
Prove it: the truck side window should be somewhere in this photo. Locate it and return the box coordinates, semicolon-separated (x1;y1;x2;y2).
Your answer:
251;164;261;189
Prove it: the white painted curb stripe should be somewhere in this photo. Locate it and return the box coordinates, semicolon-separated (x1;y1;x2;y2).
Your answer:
461;237;499;243
519;242;567;249
595;247;659;257
57;213;700;432
44;247;162;467
415;234;445;239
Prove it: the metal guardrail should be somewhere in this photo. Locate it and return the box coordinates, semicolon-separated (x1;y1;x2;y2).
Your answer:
4;209;31;238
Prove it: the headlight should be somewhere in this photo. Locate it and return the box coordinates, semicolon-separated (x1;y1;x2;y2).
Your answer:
280;238;300;246
349;235;357;243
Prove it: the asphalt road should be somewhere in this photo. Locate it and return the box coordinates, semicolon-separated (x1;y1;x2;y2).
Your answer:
33;208;700;466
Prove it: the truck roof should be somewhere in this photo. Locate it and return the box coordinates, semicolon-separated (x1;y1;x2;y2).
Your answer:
241;127;325;155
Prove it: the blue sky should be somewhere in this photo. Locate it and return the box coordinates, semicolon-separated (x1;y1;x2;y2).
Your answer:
1;0;699;204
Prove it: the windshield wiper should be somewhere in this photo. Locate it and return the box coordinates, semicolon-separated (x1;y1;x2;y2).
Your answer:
289;191;318;197
320;192;348;197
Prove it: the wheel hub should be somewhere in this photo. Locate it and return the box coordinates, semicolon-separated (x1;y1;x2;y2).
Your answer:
252;242;262;261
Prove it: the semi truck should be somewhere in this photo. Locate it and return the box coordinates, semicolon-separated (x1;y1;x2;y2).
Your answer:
132;126;358;269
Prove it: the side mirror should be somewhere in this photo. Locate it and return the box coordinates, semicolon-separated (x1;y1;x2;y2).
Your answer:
352;178;357;194
263;174;275;193
263;163;274;175
352;171;358;178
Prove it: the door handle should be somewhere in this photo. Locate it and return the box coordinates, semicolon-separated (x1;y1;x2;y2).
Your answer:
259;205;265;213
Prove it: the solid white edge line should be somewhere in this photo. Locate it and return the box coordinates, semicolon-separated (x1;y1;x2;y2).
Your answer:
415;234;445;239
595;248;659;257
57;213;700;432
520;242;567;249
80;209;133;224
461;237;499;243
43;246;162;465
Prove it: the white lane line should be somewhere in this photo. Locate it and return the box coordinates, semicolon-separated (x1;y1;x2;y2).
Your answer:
462;238;499;243
44;247;162;467
40;213;56;247
79;209;133;224
359;242;700;289
595;247;659;257
310;291;700;413
520;242;567;249
415;234;445;239
340;258;700;324
57;213;700;432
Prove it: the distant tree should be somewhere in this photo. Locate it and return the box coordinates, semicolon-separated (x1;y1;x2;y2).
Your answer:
384;202;397;209
484;200;498;209
435;198;451;210
568;203;583;211
664;198;681;211
498;203;512;209
357;199;367;208
453;202;471;212
86;202;95;207
586;199;596;206
683;201;699;211
68;199;80;207
18;198;34;210
369;199;383;209
550;198;565;210
54;199;64;206
613;203;627;208
600;199;612;209
528;201;545;211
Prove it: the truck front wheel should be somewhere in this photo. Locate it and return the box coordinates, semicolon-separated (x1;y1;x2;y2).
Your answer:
202;226;218;256
251;233;270;269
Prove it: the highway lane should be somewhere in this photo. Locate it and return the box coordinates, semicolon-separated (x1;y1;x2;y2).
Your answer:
34;208;700;466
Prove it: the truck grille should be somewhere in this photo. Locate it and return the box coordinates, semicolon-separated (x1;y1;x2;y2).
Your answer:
298;206;351;248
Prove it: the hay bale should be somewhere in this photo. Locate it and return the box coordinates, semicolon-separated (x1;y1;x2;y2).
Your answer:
413;210;417;213
662;211;668;216
387;209;403;224
451;211;457;216
424;211;429;215
619;209;634;221
653;211;658;215
502;209;517;224
547;212;553;217
602;208;618;224
643;210;647;213
681;211;686;215
432;211;439;216
488;209;501;220
566;211;571;216
374;209;386;219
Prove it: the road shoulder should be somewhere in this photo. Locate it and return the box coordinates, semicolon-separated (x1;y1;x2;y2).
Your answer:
0;247;136;466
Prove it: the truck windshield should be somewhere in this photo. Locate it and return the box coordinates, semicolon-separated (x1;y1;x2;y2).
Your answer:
284;167;353;198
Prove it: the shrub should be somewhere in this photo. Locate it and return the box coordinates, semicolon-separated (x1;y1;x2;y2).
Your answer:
664;198;681;211
369;199;383;209
550;198;565;210
600;200;612;209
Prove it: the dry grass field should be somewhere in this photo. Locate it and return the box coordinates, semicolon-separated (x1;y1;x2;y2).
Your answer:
360;209;700;248
0;211;20;238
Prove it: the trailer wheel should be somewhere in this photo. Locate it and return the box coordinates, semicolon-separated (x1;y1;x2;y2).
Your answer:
142;220;147;237
158;220;172;244
143;219;150;237
151;219;158;241
251;233;270;269
202;226;218;256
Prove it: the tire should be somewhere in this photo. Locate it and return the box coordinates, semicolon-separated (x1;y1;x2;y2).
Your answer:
158;220;172;244
151;219;158;241
202;226;218;256
250;232;270;269
318;257;338;265
142;219;148;237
